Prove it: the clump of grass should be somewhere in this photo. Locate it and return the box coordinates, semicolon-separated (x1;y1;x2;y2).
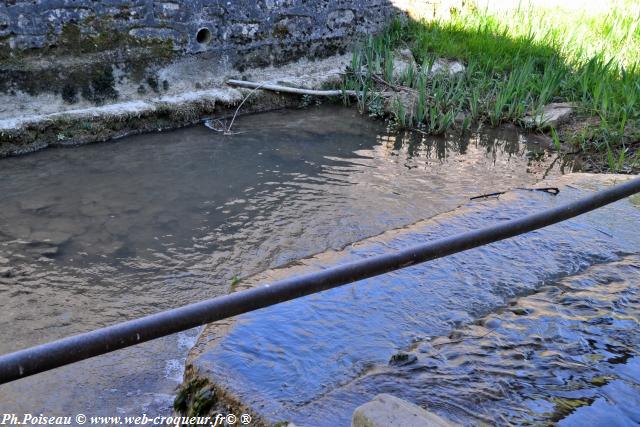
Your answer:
551;128;562;151
342;1;640;167
229;275;241;292
391;96;408;129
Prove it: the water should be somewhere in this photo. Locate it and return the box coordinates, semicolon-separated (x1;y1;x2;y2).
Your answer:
0;105;561;419
291;253;640;426
394;255;640;426
192;177;640;426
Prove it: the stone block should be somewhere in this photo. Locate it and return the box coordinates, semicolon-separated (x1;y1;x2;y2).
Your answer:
522;102;575;129
352;394;460;427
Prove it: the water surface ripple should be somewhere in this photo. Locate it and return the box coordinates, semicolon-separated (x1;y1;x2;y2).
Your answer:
0;106;560;417
193;181;640;426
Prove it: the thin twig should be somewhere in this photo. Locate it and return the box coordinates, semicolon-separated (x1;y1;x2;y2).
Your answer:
370;74;404;92
470;187;560;200
225;81;269;134
515;187;560;195
223;79;359;134
470;191;507;200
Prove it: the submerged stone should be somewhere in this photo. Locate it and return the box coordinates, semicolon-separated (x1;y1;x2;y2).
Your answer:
0;266;14;278
352;394;460;427
28;231;71;246
389;352;418;366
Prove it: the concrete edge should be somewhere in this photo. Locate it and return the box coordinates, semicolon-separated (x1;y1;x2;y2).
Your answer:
0;54;350;157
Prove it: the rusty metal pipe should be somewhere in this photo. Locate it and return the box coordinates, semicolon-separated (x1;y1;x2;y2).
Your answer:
1;177;639;384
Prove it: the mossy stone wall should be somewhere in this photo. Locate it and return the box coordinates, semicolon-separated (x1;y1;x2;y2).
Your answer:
0;0;398;63
0;0;399;101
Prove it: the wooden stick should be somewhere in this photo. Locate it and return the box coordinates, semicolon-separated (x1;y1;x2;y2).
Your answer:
226;79;357;97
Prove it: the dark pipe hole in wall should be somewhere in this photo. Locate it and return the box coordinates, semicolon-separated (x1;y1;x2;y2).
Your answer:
196;28;212;45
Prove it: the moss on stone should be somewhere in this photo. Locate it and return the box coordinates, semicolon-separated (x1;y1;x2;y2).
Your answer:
589;375;611;386
1;16;176;101
548;397;593;422
81;66;119;104
174;377;218;417
50;20;174;57
272;25;290;39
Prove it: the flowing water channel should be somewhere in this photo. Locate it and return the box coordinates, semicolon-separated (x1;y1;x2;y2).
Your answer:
197;178;640;426
0;105;574;421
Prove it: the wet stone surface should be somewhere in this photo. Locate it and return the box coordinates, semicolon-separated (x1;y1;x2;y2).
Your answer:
190;175;640;426
0;106;561;418
401;255;640;426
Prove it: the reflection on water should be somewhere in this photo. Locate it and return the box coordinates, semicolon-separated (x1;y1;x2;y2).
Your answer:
192;178;640;426
0;106;560;418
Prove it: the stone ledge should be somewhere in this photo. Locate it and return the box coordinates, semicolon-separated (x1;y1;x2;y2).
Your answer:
179;173;637;426
0;54;350;157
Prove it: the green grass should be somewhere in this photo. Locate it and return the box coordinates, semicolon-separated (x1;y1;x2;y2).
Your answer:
342;1;640;171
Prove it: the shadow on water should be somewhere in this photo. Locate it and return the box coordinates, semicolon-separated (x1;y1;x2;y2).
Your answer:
0;105;565;417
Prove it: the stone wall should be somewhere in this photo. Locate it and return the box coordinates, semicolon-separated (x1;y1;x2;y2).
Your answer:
1;0;396;54
0;0;399;98
0;0;402;155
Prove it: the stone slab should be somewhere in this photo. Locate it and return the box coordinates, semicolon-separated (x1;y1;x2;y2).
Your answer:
185;174;640;426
